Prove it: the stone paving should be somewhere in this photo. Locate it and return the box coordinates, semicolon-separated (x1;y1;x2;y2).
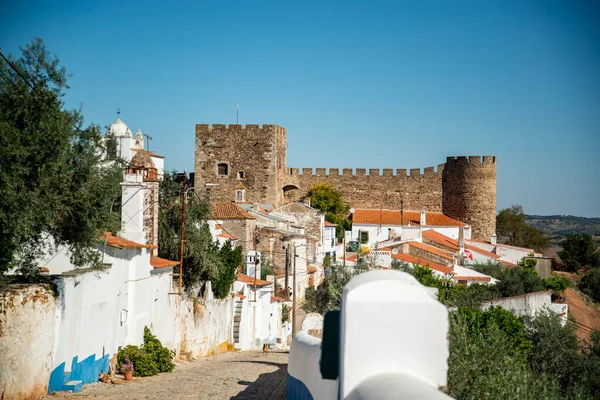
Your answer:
46;350;288;400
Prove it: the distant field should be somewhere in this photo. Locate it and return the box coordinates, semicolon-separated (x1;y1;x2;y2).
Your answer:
526;215;600;246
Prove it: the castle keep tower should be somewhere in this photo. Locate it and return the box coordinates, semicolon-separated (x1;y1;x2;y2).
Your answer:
194;124;287;205
442;156;497;241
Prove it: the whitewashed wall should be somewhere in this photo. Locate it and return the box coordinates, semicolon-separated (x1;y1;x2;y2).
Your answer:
482;291;551;317
287;331;338;400
173;282;234;357
0;285;57;399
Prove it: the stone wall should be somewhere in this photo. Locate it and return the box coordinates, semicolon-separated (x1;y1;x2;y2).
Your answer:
0;285;57;399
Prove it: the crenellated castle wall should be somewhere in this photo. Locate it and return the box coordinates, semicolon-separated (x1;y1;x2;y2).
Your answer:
194;124;497;240
281;165;446;213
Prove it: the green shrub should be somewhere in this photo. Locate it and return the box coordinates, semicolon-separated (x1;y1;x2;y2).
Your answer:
116;327;174;377
117;345;158;377
143;327;175;373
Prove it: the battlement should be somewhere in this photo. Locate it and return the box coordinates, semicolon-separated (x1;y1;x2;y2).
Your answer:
446;156;497;165
287;164;446;178
196;124;286;136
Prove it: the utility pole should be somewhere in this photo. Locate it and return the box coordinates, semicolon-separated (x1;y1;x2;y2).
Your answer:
178;169;187;295
284;244;289;298
253;226;258;302
292;244;297;337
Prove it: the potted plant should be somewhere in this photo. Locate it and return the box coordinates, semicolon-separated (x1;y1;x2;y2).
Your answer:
120;356;134;380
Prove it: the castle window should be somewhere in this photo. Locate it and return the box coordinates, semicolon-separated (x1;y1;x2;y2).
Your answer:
237;171;245;179
217;163;229;177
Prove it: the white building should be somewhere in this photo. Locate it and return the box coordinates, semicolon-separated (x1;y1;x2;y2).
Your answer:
350;209;471;250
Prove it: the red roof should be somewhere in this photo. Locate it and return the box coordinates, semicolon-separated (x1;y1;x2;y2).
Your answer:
150;257;179;268
131;148;165;159
271;296;286;302
212;202;255;219
392;253;454;275
324;221;337;227
409;241;456;262
423;230;500;259
307;265;317;273
100;232;157;249
217;232;238;240
453;275;491;282
352;209;466;227
236;273;272;286
235;293;246;299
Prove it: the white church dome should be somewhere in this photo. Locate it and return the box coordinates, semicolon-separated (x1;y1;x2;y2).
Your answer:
107;118;132;137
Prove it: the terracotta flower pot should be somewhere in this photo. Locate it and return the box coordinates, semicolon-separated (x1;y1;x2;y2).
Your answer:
123;370;133;381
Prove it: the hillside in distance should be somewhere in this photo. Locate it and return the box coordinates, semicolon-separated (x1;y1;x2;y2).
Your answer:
526;215;600;246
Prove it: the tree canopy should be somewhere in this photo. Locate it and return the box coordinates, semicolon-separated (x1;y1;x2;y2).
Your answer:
0;38;122;284
157;172;242;298
496;205;549;251
308;183;350;236
558;234;600;272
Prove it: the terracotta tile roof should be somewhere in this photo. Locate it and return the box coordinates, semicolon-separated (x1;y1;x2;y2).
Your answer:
453;275;491;282
100;232;157;249
212;202;255;219
423;230;460;250
236;273;272;286
501;260;519;267
465;244;500;259
324;220;337;227
271;296;286;302
409;241;456;262
307;265;317;273
424;230;501;259
150;257;179;268
373;247;393;252
215;224;222;230
39;267;50;273
132;148;165;159
217;232;238;240
352;209;466;227
392;253;454;275
235;293;246;299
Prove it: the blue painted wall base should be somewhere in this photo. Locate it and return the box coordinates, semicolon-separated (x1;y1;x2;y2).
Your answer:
48;354;110;394
286;373;314;400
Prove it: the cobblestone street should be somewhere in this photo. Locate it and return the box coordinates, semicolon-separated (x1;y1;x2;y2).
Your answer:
46;351;288;400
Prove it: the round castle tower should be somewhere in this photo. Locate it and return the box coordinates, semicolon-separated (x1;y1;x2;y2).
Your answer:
442;156;497;241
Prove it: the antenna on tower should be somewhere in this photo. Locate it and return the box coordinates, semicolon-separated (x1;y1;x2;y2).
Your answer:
117;108;121;118
236;104;239;124
143;133;153;151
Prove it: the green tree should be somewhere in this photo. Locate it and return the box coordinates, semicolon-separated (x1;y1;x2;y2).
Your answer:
0;38;122;284
308;183;351;236
211;240;243;299
558;234;600;272
496;205;549;250
580;268;600;302
158;172;221;294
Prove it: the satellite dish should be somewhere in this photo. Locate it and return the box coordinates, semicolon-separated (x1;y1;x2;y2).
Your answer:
350;208;355;214
392;248;398;255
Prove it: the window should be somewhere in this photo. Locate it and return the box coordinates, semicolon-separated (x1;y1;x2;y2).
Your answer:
235;189;246;202
217;163;228;176
360;231;369;244
237;171;245;179
106;137;117;160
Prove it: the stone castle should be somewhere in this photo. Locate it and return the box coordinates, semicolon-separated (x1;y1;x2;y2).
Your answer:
194;124;497;240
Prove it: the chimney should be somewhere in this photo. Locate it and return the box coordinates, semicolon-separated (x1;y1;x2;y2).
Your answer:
491;233;498;245
420;210;426;226
120;168;146;243
253;202;260;212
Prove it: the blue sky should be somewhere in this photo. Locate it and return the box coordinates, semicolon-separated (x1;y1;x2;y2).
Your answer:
1;0;599;217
